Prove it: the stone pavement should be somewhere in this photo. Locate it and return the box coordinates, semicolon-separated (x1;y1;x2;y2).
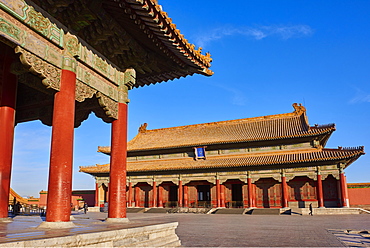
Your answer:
0;212;177;247
0;211;369;247
129;212;370;247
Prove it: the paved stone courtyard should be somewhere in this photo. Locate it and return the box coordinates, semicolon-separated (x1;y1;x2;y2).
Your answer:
0;211;369;247
128;213;370;247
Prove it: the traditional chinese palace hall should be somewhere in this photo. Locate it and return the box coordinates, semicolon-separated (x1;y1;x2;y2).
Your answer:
0;0;212;226
80;104;364;209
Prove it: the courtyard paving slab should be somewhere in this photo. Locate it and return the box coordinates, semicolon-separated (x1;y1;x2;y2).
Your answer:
131;212;370;247
0;211;368;247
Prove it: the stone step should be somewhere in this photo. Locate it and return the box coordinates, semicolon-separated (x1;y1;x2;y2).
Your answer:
312;208;362;215
126;208;146;213
144;208;170;213
130;233;181;247
213;208;245;214
250;208;281;215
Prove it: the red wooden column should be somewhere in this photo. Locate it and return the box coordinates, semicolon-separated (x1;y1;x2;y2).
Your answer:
128;182;133;207
220;184;226;208
46;68;76;222
339;167;348;207
216;179;221;207
106;184;110;203
0;47;17;219
95;183;99;207
253;184;257;207
158;185;163;208
178;180;183;207
344;175;350;206
183;185;188;208
281;173;288;208
134;185;139;207
152;181;157;207
107;102;128;219
247;177;254;208
317;172;324;208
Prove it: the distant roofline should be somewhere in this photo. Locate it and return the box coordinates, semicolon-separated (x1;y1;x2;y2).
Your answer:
136;103;308;134
97;103;336;154
348;182;370;188
98;126;335;154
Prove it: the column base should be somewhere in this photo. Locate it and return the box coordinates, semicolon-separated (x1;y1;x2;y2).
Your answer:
105;218;129;223
0;217;13;222
37;221;76;229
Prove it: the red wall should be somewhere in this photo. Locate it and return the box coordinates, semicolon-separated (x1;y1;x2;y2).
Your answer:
36;190;96;208
72;190;96;207
39;191;48;207
348;187;370;205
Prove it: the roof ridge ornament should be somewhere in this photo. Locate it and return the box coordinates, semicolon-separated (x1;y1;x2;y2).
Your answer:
311;123;336;129
340;146;365;152
139;123;148;133
292;103;306;115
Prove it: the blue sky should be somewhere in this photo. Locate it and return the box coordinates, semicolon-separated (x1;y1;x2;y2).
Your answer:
11;0;370;197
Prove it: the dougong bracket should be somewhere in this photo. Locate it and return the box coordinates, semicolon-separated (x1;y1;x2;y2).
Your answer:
15;46;61;91
96;92;118;120
118;68;136;104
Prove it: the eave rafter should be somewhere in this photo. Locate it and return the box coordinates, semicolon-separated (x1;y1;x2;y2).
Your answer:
31;0;213;87
122;0;212;69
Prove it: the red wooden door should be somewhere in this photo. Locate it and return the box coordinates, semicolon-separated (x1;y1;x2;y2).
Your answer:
255;178;282;208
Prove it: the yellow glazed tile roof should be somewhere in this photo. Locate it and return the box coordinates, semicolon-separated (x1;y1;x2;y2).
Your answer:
80;147;365;174
9;188;29;205
105;0;213;86
98;103;335;154
347;182;370;188
30;0;213;87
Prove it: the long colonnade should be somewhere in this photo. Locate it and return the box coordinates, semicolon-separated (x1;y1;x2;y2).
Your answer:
96;168;350;209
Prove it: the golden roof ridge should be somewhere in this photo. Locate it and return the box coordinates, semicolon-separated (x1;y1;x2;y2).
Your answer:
323;146;365;153
139;103;305;134
97;104;339;154
127;127;334;152
348;182;370;186
129;132;332;151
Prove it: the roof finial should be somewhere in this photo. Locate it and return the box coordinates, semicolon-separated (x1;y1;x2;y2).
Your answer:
292;103;306;115
138;123;148;133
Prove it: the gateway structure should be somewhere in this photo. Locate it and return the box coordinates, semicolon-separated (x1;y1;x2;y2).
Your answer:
81;104;364;209
0;0;212;224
